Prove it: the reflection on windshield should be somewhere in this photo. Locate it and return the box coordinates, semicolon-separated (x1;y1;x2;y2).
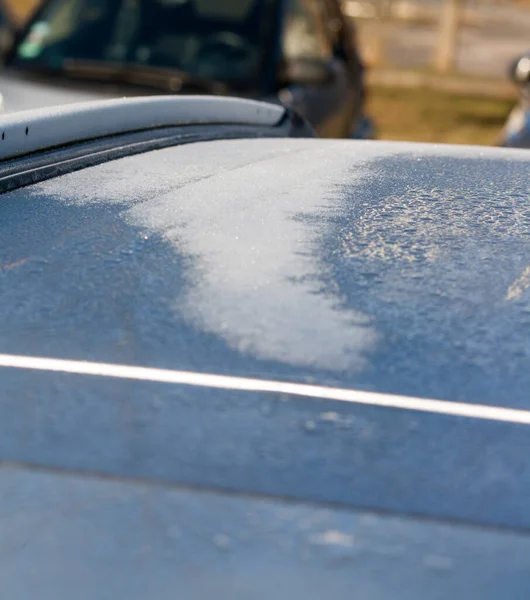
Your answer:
15;0;274;87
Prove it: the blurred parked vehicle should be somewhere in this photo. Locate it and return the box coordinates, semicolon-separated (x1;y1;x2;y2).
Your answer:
501;51;530;148
0;0;374;138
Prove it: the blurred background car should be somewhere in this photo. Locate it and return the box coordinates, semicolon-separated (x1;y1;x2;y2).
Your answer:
500;50;530;147
0;0;373;139
2;0;529;147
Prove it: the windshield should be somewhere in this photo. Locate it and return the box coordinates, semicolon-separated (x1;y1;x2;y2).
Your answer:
13;0;275;88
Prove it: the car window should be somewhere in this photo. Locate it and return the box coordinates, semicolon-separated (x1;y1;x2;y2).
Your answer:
14;0;275;87
282;0;332;63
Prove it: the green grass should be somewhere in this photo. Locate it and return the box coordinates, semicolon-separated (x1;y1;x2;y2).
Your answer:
368;85;515;145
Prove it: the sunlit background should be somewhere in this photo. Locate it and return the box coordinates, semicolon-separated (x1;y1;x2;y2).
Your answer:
5;0;528;145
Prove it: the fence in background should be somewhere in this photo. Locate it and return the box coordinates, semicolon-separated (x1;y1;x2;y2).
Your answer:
344;0;530;78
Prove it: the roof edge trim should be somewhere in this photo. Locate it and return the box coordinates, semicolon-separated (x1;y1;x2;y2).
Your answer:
0;95;285;161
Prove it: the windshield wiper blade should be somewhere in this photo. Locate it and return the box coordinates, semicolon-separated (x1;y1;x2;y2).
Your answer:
61;58;122;80
121;64;229;95
61;59;229;95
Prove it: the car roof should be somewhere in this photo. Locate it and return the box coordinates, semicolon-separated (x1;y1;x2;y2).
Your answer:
2;138;527;401
1;135;530;595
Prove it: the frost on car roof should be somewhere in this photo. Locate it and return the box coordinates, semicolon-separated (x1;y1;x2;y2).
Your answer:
1;138;528;403
1;138;530;534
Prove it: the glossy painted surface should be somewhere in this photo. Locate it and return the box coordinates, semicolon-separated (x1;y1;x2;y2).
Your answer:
3;464;530;600
1;138;530;596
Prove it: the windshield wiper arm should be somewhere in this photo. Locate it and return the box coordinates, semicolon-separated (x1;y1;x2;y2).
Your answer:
61;59;229;95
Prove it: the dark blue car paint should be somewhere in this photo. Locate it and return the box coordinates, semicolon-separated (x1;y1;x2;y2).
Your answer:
1;136;530;597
